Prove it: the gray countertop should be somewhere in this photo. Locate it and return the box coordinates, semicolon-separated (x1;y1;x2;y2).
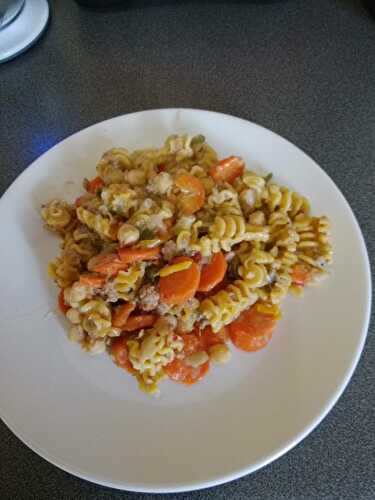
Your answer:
1;0;374;498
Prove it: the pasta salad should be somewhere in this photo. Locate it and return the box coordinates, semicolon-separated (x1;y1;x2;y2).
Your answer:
41;134;333;395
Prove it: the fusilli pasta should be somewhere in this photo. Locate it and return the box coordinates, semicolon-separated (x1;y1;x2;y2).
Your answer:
41;133;333;395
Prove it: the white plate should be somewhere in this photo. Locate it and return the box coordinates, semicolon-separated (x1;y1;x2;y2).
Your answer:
0;0;49;64
0;109;371;492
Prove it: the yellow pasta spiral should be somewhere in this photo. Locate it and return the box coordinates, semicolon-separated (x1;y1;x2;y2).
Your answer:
207;187;241;215
41;200;74;232
242;171;266;197
101;184;139;217
289;191;310;218
271;226;299;252
48;251;81;288
63;225;100;262
169;298;200;333
209;215;268;251
79;299;119;339
112;263;145;300
76;206;117;240
99;147;133;169
274;249;298;270
297;216;333;268
238;262;269;287
270;270;292;304
264;185;310;217
127;320;184;394
195;143;218;169
200;279;258;332
295;215;317;251
95;148;134;184
175;223;220;258
268;212;290;233
316;216;333;262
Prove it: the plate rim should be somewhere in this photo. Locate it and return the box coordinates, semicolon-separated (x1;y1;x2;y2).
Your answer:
0;108;372;493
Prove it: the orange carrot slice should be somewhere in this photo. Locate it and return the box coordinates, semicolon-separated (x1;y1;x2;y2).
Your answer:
58;289;69;314
197;251;228;292
165;358;209;385
291;264;312;286
165;329;211;385
180;333;204;355
159;256;200;305
86;176;104;193
175;174;205;215
118;246;161;264
111;337;134;373
123;314;158;332
210;156;245;184
199;325;228;349
89;253;128;277
112;303;136;328
228;306;277;352
75;195;86;207
79;273;106;288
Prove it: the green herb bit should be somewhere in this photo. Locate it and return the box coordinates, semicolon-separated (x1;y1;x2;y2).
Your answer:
264;173;273;183
139;228;155;240
191;134;206;146
144;264;160;284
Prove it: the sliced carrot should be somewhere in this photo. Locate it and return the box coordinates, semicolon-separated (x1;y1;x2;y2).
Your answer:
291;264;312;286
228;305;277;352
181;333;204;355
123;314;158;332
159;256;200;305
197;251;228;292
58;288;69;314
111;336;134;373
165;358;209;385
175;174;205;215
86;176;104;193
210;156;245;184
79;273;106;288
165;329;210;385
75;195;86;207
89;253;128;277
118;245;161;264
199;325;228;349
112;303;136;328
156;217;173;240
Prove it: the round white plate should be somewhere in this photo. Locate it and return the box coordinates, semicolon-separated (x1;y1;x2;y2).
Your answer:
0;0;49;64
0;109;371;492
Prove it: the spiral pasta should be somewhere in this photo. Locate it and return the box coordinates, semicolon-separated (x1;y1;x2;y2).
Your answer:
112;263;145;300
101;184;139;217
270;270;292;304
209;215;269;251
41;133;333;395
41;200;75;233
79;299;119;339
200;280;258;332
243;170;266;191
63;225;100;262
127;319;184;394
48;251;81;288
168;298;200;333
76;206;118;240
207;187;242;215
264;184;310;217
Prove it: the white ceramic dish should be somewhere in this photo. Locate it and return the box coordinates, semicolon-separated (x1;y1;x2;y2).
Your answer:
0;109;371;492
0;0;49;64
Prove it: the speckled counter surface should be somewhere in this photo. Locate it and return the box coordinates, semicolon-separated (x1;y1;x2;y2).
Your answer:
0;0;374;498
